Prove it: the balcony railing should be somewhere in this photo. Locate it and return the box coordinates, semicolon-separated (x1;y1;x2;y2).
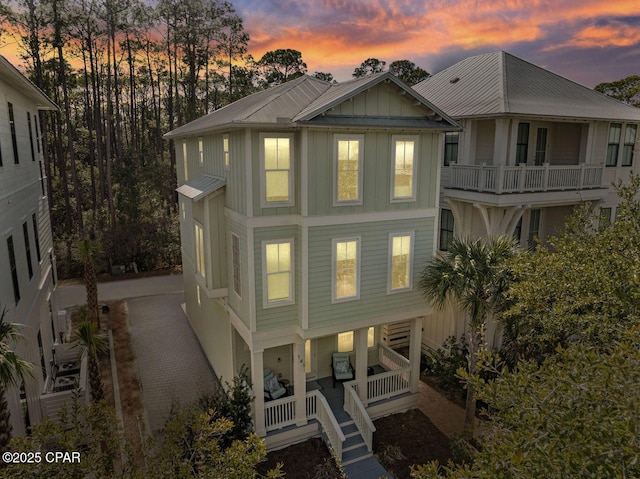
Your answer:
448;163;604;194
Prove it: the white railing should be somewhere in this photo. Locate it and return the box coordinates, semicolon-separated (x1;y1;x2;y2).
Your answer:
448;163;604;194
307;390;345;458
264;396;297;432
343;381;376;452
379;343;410;371
367;369;411;403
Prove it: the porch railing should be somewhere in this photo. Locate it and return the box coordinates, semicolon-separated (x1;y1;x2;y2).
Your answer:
307;390;345;458
264;396;297;432
367;369;411;403
448;163;604;194
379;343;410;370
344;381;376;452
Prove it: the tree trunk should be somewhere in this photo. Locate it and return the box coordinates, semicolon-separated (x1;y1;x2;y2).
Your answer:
88;353;104;402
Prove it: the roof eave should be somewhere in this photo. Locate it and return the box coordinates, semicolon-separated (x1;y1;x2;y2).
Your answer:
164;120;297;140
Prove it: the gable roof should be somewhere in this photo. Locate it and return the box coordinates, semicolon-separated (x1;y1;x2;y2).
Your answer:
165;73;459;139
0;56;57;110
413;51;640;121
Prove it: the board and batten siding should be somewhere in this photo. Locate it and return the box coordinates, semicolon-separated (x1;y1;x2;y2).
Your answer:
253;225;302;331
330;82;426;118
307;217;434;330
306;130;440;216
226;217;251;330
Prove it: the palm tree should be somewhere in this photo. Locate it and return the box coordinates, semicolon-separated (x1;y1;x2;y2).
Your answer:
77;239;100;328
420;236;518;434
0;308;33;450
74;321;107;402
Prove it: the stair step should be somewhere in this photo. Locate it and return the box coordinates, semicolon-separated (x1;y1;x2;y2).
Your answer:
340;422;358;435
345;431;360;439
342;450;372;467
343;436;365;451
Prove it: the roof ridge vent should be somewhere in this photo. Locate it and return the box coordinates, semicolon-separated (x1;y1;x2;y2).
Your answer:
450;77;460;84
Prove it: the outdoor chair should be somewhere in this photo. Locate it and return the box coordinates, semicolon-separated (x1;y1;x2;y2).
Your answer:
263;368;287;400
331;352;354;388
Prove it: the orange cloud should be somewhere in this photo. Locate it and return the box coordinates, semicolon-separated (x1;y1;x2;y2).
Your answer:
560;23;640;48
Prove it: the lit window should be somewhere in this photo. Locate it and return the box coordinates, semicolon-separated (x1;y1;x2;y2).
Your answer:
622;125;636;167
182;140;188;180
198;137;204;166
180;200;186;221
443;132;458;166
333;238;360;301
367;327;375;348
392;137;416;201
606;123;622;167
262;135;293;205
389;233;413;292
194;222;205;278
439;210;454;251
335;136;363;204
232;233;241;298
223;135;230;170
305;340;311;374
264;240;293;305
338;331;354;352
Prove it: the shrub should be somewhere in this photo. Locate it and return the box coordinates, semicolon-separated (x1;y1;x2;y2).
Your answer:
422;336;468;398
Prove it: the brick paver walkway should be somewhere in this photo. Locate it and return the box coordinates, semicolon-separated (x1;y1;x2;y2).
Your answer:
127;293;220;435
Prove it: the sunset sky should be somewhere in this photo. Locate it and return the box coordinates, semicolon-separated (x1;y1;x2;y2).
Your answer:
235;0;640;87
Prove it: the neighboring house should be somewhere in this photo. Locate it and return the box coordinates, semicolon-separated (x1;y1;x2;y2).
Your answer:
413;51;640;348
0;57;87;437
165;72;459;456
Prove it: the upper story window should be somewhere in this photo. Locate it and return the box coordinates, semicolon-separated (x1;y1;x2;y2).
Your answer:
516;122;530;164
334;135;363;205
333;238;360;302
35;114;41;153
194;221;205;279
388;233;414;292
198;137;204;166
22;222;33;280
8;102;18;165
622;125;637;167
443;132;459;166
32;213;41;263
263;239;294;306
261;134;293;206
231;233;241;298
391;137;417;201
7;236;20;305
606;123;622;167
27;112;35;162
223;135;230;170
182;140;189;181
439;209;454;251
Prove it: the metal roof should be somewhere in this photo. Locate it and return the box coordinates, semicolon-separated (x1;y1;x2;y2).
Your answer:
0;56;58;110
165;72;459;139
176;175;226;200
413;51;640;121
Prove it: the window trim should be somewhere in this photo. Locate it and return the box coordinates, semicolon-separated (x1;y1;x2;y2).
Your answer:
231;233;242;299
223;134;230;171
332;236;361;303
260;133;294;208
262;238;295;308
333;134;364;206
387;231;415;294
390;135;418;203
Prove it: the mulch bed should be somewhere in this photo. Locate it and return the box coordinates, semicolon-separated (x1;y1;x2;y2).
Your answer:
374;409;454;479
257;438;339;479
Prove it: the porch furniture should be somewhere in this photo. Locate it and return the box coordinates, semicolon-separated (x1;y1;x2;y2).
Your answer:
263;369;287;400
331;352;354;388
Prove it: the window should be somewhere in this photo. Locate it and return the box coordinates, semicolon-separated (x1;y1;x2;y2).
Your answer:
338;331;354;352
37;330;46;381
182;140;188;180
439;209;454;251
392;137;417;201
27;112;35;162
8;102;18;164
23;223;33;280
7;236;20;304
516;122;530;164
38;161;45;196
622;125;636;167
443;132;459;166
180;199;186;221
534;128;548;165
600;207;612;228
606;123;622;166
527;209;541;248
389;233;414;292
513;216;523;243
262;135;293;205
197;285;201;306
223;135;230;170
333;238;360;301
232;233;241;297
198;137;204;166
194;222;205;278
334;136;363;204
34;115;41;153
263;240;293;305
305;340;312;374
367;327;375;348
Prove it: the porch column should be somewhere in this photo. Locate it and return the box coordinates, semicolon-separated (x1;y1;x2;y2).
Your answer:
409;317;422;394
293;339;307;427
250;349;266;437
354;327;368;405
